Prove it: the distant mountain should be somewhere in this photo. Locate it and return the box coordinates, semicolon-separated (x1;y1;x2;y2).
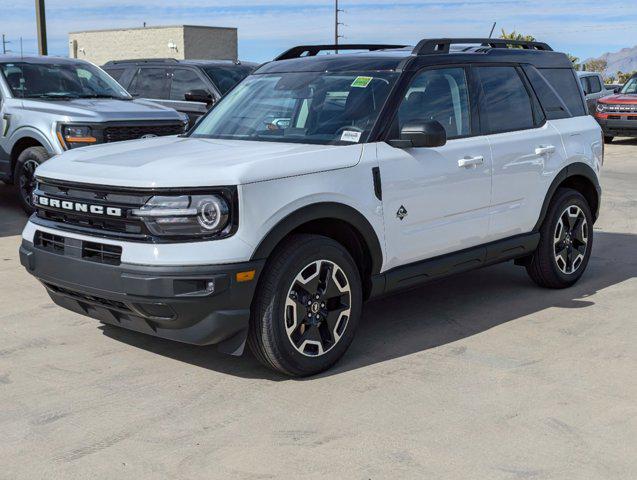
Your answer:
586;45;637;75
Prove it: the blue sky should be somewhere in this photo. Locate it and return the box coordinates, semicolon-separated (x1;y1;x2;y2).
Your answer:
3;0;637;62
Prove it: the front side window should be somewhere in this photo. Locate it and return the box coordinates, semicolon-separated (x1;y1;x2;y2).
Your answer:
170;69;209;101
0;62;130;100
476;66;535;134
129;68;169;99
620;77;637;94
396;67;471;139
192;71;398;145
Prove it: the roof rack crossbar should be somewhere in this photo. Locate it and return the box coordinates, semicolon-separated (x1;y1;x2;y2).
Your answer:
413;38;552;55
274;44;407;61
103;58;180;65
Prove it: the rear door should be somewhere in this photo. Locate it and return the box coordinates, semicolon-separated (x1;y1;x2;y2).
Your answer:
379;66;493;269
476;65;567;241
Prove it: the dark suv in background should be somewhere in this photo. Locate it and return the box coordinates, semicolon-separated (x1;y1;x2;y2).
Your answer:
103;59;257;124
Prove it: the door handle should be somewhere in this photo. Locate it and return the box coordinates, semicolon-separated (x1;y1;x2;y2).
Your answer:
457;156;484;168
535;145;556;156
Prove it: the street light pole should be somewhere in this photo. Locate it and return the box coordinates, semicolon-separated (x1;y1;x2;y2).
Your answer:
335;0;344;53
35;0;48;55
2;34;11;55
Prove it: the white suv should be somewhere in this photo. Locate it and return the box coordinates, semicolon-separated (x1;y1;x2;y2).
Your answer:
20;39;603;376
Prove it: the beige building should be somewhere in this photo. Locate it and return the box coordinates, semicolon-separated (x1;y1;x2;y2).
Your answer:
68;25;238;66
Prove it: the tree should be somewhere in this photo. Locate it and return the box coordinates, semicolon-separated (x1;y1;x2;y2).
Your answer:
615;71;636;84
584;58;607;73
500;29;536;42
567;54;580;70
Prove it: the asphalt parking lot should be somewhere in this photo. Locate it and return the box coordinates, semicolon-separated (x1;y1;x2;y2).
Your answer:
1;142;635;479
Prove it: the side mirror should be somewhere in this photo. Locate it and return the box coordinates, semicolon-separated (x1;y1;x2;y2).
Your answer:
185;89;214;105
614;87;621;94
388;120;447;149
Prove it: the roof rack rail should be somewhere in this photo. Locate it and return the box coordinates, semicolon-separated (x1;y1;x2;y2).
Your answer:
103;58;180;65
274;44;407;61
413;38;553;55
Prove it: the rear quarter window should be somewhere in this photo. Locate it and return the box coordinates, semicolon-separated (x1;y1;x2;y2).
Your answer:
538;68;586;117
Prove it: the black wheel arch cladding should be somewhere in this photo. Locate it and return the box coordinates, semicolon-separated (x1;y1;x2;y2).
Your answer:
250;202;384;278
534;162;601;231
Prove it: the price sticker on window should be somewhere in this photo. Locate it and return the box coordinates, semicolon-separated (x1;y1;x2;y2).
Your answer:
351;76;373;88
341;130;362;143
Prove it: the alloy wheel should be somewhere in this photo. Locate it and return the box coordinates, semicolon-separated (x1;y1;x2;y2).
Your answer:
553;205;588;275
284;259;352;357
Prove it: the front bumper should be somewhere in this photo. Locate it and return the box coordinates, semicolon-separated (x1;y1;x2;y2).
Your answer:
595;116;637;137
20;239;264;355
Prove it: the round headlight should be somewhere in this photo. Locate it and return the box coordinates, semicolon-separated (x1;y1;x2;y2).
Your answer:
197;197;224;230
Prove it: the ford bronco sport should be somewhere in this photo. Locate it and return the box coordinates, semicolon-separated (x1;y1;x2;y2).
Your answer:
594;73;637;143
20;39;603;376
0;55;188;212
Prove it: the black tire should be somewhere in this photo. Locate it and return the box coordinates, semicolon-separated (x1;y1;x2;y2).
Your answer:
14;146;49;214
604;136;614;144
248;234;362;377
526;188;593;289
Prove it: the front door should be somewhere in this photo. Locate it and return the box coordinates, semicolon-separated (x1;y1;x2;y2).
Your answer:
379;66;492;271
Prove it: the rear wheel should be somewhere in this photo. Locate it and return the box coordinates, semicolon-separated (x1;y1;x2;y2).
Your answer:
15;146;49;214
526;188;593;288
248;234;362;376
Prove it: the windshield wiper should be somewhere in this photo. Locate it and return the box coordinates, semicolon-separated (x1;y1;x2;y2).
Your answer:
77;94;130;100
23;93;80;99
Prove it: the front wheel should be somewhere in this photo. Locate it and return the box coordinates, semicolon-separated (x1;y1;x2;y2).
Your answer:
526;188;593;288
15;146;50;214
248;234;362;376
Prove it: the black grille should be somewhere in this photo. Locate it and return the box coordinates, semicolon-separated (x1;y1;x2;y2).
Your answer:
34;231;123;266
104;123;184;143
35;231;65;254
35;181;151;240
82;241;123;265
46;283;132;313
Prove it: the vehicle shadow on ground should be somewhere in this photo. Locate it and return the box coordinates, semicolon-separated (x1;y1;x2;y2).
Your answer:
100;230;636;381
0;183;28;238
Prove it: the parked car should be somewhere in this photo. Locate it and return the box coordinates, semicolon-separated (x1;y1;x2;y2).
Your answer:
103;59;257;124
0;55;188;212
21;39;602;376
577;71;614;114
594;73;637;142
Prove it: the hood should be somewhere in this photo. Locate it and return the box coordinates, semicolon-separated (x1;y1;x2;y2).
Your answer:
19;98;185;122
36;135;363;188
598;94;637;104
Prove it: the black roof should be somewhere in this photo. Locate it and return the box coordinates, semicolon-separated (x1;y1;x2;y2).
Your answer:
0;54;90;65
103;58;258;68
256;38;572;74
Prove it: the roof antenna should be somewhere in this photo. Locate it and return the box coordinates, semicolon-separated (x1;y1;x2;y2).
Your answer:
489;22;496;38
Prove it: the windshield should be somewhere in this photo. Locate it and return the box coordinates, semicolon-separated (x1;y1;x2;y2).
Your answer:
203;64;255;95
0;61;131;100
191;71;398;145
620;77;637;95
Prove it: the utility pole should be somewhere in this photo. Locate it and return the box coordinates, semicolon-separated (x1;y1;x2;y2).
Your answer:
2;34;11;54
35;0;48;55
335;0;344;53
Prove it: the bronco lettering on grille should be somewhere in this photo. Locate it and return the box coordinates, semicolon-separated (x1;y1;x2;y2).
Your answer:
35;195;123;217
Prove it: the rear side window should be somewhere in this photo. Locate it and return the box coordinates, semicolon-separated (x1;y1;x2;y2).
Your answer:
539;68;586;117
129;68;170;99
203;65;254;95
522;65;570;120
476;66;535;134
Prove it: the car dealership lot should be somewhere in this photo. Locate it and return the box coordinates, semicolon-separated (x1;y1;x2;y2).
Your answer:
1;143;635;479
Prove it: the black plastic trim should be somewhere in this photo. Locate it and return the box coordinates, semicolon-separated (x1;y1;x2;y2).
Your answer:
533;162;601;230
372;167;382;201
275;44;407;61
373;232;540;297
250;202;384;275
